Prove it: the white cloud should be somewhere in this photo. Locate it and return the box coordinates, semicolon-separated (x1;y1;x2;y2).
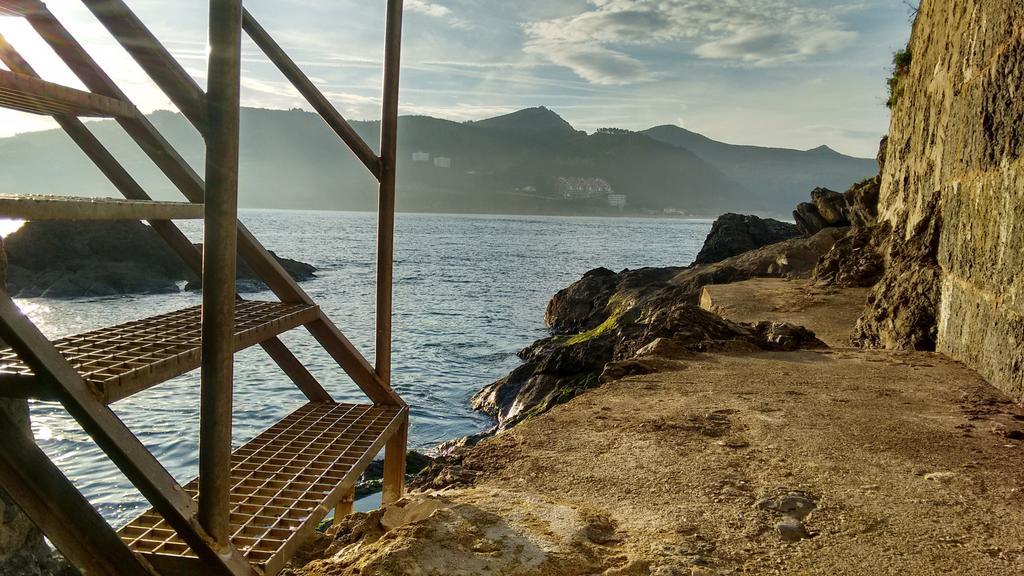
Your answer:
406;0;453;19
406;0;469;28
524;0;860;83
524;42;649;85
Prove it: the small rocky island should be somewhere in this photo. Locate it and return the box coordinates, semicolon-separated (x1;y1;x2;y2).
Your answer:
3;220;316;298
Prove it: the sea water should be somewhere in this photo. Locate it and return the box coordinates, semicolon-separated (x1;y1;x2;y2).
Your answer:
20;210;710;525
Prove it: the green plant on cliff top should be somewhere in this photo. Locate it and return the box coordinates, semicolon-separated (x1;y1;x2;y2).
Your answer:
886;49;912;109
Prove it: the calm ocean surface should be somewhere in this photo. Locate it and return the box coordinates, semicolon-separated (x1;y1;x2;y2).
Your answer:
19;210;710;526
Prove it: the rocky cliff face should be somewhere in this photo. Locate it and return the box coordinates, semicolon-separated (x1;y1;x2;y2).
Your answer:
859;0;1024;399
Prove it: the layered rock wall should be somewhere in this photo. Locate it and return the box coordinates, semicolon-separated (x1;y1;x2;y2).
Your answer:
876;0;1024;397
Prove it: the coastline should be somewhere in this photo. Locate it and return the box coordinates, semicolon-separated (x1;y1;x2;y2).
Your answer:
290;271;1024;575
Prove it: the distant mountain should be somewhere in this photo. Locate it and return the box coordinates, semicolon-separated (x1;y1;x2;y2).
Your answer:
0;107;876;217
641;125;878;211
468;106;579;136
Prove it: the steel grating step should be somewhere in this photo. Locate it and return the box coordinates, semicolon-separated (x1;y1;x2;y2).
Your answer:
119;402;407;576
0;69;137;118
0;301;319;403
0;195;203;221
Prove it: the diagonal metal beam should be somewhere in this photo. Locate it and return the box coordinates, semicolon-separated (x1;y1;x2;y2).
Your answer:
242;10;382;180
0;31;332;404
0;294;257;576
79;0;206;131
0;408;158;576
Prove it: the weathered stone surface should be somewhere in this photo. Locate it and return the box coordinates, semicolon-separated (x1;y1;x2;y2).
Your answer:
693;213;800;265
473;304;765;429
0;404;73;576
813;225;885;288
845;175;881;228
4;221;316;298
854;201;942;351
751;321;826;351
861;0;1024;398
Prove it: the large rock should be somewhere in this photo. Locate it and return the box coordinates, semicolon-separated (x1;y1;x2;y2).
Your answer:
4;221;316;298
791;156;884;237
793;202;831;237
472;304;765;428
546;228;846;339
794;187;851;236
183;247;317;292
810;187;849;226
693;213;800;265
476;229;842;430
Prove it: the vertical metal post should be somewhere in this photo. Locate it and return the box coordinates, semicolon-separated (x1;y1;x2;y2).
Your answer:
200;0;242;544
378;0;407;505
381;411;408;505
333;484;356;524
375;0;403;387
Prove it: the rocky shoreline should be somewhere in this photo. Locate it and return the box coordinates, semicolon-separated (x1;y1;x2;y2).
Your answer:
447;160;884;441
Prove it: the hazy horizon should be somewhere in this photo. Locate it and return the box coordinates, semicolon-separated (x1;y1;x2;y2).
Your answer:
1;104;878;159
0;0;913;156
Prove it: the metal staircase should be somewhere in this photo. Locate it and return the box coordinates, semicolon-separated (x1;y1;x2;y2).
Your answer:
0;1;407;574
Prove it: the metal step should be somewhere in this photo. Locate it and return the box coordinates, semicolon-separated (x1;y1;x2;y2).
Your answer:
119;402;407;576
0;301;320;403
0;69;137;118
0;195;203;221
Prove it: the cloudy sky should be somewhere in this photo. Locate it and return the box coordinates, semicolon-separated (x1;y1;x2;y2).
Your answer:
0;0;912;156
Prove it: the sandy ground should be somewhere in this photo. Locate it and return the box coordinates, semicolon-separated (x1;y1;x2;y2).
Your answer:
700;278;870;347
294;280;1024;576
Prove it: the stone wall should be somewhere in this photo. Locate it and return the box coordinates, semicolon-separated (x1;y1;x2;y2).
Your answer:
876;0;1024;398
